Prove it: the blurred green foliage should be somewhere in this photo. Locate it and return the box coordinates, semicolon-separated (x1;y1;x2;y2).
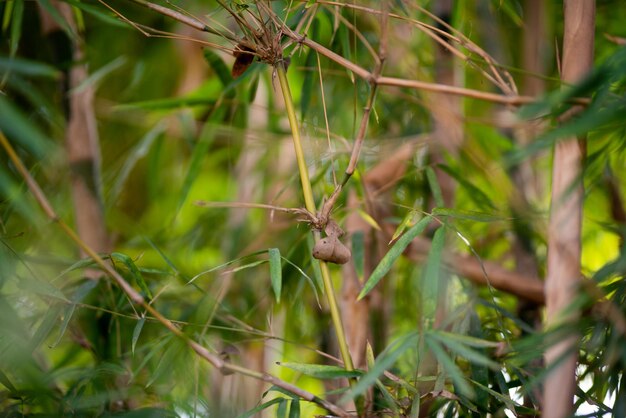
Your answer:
1;1;625;417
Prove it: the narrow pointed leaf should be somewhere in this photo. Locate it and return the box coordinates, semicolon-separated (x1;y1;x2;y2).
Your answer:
112;252;153;300
340;332;418;403
236;398;284;418
278;362;362;379
203;48;233;87
358;216;431;299
132;316;146;355
429;331;499;370
0;57;60;79
352;231;365;279
426;166;444;207
422;227;445;319
432;208;506;222
288;399;300;418
425;335;474;398
269;248;282;302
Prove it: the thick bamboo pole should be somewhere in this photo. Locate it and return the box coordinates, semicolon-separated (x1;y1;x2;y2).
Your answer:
543;2;595;417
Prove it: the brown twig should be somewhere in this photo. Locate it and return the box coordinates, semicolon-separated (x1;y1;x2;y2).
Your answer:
0;131;351;418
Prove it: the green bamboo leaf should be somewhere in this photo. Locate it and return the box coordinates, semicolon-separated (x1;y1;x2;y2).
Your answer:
187;250;268;284
203;48;233;87
30;304;63;352
434;330;501;348
18;274;68;302
280;256;320;305
358;217;431;300
2;0;14;33
269;248;282;302
236;398;284;418
51;280;98;348
288;399;300;418
278;362;362;379
352;231;365;279
0;57;61;79
51;304;75;349
376;379;400;414
300;20;319;119
437;165;496;210
277;398;288;418
130;335;172;382
307;234;324;293
110;122;166;202
426;166;444;207
72;56;126;94
470;378;519;412
432;207;506;222
115;97;216;111
61;0;127;27
391;210;417;242
0;369;17;393
0;95;53;159
230;259;267;273
8;0;23;58
132;316;146;355
0;168;37;222
422;227;445;319
337;23;354;83
112;252;153;300
52;257;98;281
176;111;225;214
339;332;419;403
425;335;474;398
428;331;499;370
8;75;64;128
37;0;76;39
146;338;186;388
247;73;259;103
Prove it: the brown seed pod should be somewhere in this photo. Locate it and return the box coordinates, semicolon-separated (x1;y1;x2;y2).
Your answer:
313;236;351;265
231;43;255;78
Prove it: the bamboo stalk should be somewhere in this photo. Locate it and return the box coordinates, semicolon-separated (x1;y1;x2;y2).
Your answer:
543;1;595;417
275;63;355;374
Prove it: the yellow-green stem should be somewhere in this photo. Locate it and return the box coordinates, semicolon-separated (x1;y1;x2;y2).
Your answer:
275;63;354;372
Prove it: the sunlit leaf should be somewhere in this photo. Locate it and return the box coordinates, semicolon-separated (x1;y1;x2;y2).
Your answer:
278;362;362;379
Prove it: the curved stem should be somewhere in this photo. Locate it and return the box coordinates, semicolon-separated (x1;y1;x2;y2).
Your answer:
275;63;355;373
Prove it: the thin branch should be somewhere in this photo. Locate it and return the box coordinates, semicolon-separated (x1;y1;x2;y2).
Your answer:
0;131;352;418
